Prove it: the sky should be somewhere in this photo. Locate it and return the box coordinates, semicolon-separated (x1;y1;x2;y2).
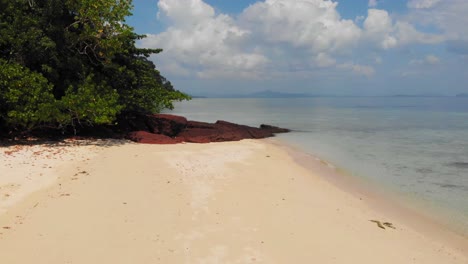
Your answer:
127;0;468;96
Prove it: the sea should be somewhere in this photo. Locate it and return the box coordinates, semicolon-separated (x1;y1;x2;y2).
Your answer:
167;97;468;234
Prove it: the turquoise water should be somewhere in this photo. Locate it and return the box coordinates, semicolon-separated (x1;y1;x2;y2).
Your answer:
168;97;468;232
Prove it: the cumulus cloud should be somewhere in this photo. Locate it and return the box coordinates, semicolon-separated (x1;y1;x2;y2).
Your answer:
368;0;378;7
363;9;397;49
144;0;369;79
363;9;443;49
355;15;365;23
157;0;214;25
141;0;268;79
407;0;441;9
394;21;443;45
240;0;361;53
142;0;448;80
406;0;468;43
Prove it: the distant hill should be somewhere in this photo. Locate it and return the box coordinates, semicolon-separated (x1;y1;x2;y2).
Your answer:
246;90;313;98
390;94;448;97
191;92;462;99
208;90;316;98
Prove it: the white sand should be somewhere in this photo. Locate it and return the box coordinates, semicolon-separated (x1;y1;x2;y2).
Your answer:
0;139;466;263
0;139;121;215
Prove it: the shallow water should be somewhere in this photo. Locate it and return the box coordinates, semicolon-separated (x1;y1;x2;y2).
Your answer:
168;97;468;233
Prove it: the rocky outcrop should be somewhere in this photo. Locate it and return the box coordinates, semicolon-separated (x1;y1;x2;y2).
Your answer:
127;131;183;144
259;124;290;133
146;114;187;136
126;114;290;144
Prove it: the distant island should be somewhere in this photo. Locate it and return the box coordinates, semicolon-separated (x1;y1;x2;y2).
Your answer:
191;91;461;99
193;90;317;98
241;90;314;98
390;94;449;97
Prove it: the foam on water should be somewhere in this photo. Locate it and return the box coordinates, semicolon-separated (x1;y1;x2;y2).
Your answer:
169;97;468;233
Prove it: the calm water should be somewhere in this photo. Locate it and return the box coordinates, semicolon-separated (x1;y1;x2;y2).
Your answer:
168;97;468;232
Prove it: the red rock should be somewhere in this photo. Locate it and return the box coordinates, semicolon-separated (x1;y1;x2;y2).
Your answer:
124;114;290;144
246;127;274;139
126;131;181;144
214;121;251;140
187;121;216;129
215;120;273;139
147;114;187;137
177;128;218;143
177;120;274;143
260;124;290;133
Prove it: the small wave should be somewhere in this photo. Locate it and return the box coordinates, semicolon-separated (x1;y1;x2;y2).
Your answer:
433;182;468;191
415;168;434;174
438;183;460;189
448;162;468;169
355;105;418;109
289;129;313;133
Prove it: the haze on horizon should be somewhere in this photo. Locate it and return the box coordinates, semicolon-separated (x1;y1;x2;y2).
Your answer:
127;0;468;97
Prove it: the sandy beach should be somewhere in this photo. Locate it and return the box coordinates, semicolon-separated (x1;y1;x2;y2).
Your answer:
0;139;467;263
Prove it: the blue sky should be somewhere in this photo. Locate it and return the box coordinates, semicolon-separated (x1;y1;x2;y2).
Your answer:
127;0;468;96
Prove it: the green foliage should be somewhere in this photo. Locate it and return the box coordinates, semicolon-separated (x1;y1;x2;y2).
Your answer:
0;0;189;134
0;59;57;130
57;74;123;129
65;0;134;64
107;44;191;113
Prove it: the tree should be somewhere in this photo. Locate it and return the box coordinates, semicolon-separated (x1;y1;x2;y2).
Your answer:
0;0;189;134
0;59;57;130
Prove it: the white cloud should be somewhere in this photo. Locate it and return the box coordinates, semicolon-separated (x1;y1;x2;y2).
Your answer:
368;0;378;7
407;0;441;9
240;0;361;54
355;15;365;23
406;0;468;42
363;9;397;49
315;53;336;67
338;63;375;77
142;0;447;81
409;54;440;65
157;0;214;25
363;9;443;49
145;0;366;79
362;9;391;33
393;21;444;45
141;0;268;79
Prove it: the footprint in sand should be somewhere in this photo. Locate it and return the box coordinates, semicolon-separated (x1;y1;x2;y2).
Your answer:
0;184;21;201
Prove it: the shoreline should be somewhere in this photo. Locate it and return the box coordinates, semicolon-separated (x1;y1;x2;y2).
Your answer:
281;137;468;238
267;138;468;248
0;139;467;263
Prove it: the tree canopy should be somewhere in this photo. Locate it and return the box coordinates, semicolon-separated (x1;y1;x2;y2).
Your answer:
0;0;189;135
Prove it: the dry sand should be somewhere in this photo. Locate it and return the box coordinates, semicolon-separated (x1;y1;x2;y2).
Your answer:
0;139;466;263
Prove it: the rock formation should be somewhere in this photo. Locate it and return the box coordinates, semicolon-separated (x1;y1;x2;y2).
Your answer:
125;114;290;144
